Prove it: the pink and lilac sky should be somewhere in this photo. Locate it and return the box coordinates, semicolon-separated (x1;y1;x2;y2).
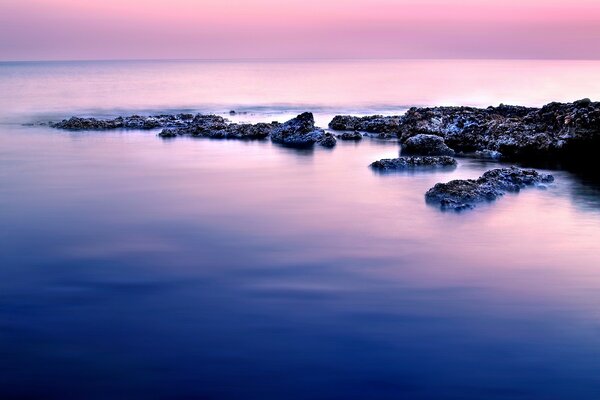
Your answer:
1;0;600;61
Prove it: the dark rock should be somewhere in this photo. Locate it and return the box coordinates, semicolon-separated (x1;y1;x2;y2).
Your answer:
318;132;337;148
399;100;600;161
50;113;197;131
474;149;502;160
402;134;455;156
271;112;335;147
370;156;457;171
425;166;554;211
328;115;400;138
336;131;363;141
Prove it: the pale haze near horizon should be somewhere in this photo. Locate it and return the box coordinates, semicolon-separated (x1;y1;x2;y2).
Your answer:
1;0;600;61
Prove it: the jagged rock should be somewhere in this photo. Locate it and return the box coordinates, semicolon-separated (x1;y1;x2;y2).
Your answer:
50;114;194;130
318;132;338;148
401;134;455;156
271;112;335;147
336;131;363;141
399;100;600;160
158;116;273;140
425;166;554;211
328;115;400;138
370;156;457;170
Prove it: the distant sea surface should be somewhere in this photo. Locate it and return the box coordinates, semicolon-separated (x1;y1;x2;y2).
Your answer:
1;60;600;399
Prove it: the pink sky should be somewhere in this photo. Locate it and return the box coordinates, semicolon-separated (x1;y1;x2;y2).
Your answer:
1;0;600;61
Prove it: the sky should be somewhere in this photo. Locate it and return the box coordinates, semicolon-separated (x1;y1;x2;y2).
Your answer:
1;0;600;61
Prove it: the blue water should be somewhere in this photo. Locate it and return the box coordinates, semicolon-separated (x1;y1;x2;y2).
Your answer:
2;60;600;399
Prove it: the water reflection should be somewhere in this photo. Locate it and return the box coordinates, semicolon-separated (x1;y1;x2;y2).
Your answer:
2;123;600;399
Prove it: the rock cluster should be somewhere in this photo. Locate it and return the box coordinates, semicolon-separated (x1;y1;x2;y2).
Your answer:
159;115;273;140
425;166;554;211
328;115;401;138
398;100;600;160
51;112;336;148
50;114;194;130
270;112;336;148
370;156;457;171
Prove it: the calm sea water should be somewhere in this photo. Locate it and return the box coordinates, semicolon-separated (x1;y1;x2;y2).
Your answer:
1;60;600;399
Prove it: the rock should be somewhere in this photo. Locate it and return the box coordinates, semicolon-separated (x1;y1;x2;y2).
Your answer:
474;149;503;160
271;112;335;147
370;156;457;170
50;113;198;131
158;116;273;140
425;166;554;211
336;131;363;141
328;115;400;138
398;100;600;161
402;134;455;156
318;132;338;148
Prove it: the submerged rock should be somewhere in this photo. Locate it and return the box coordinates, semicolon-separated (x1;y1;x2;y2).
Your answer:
401;134;455;156
425;166;554;211
370;156;457;171
336;131;363;141
271;112;336;147
328;115;400;138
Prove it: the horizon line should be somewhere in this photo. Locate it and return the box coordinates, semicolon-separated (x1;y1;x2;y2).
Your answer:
2;56;600;64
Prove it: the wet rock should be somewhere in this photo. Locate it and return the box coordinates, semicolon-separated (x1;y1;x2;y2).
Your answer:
271;112;335;147
402;134;455;156
158;116;273;140
328;115;400;138
474;149;503;160
399;100;600;161
50;113;197;131
336;131;363;141
425;166;554;211
370;156;457;171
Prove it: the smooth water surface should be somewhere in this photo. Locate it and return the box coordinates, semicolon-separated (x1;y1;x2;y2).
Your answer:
1;60;600;399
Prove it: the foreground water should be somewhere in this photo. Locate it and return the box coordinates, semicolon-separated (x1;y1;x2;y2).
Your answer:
1;60;600;399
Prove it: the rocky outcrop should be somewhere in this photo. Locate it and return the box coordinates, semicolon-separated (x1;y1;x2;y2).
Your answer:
50;114;194;130
328;115;400;138
425;166;554;211
159;114;273;139
399;100;600;160
401;134;455;156
336;131;363;141
370;156;457;171
271;112;336;147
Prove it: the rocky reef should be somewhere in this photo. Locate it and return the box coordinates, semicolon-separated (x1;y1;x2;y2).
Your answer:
401;134;455;156
425;166;554;211
328;115;400;139
50;112;336;147
158;115;273;140
271;112;336;148
370;156;457;171
50;114;194;130
398;99;600;161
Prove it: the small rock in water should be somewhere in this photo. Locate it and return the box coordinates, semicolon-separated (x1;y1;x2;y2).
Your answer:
370;156;457;171
425;166;554;211
336;131;363;141
271;112;336;148
474;149;503;160
402;134;455;156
